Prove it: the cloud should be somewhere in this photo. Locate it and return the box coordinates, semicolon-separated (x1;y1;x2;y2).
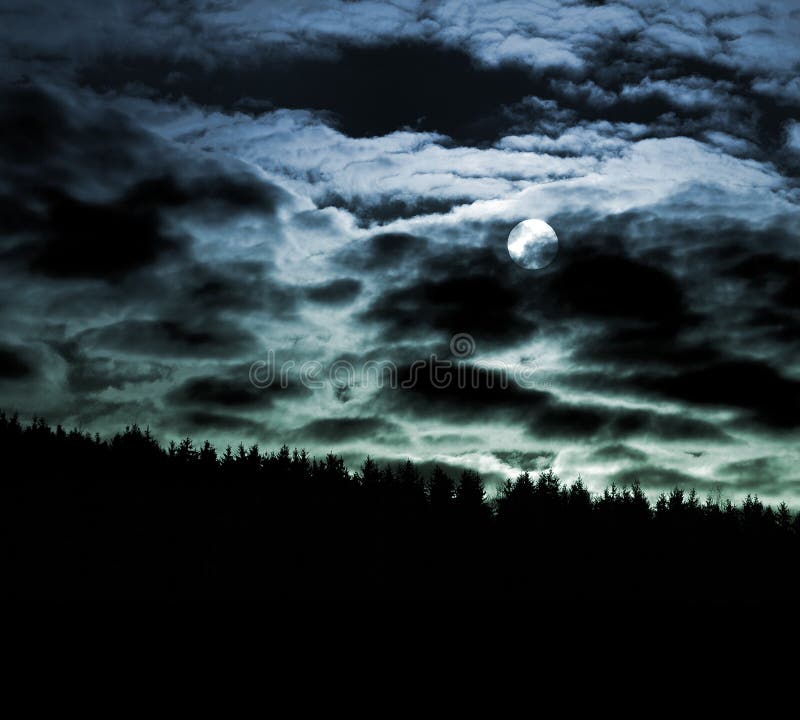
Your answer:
361;271;539;346
320;193;473;227
609;464;706;493
176;411;268;437
491;449;557;472
80;42;540;143
643;361;800;431
182;261;297;314
77;319;258;359
104;84;792;246
168;374;269;409
532;400;729;442
0;85;285;282
287;417;408;445
0;1;799;501
549;252;689;325
57;344;172;393
589;443;649;463
342;205;798;445
715;455;800;497
304;278;362;304
336;232;430;271
368;361;730;443
24;186;185;280
786;121;800;152
0;344;35;379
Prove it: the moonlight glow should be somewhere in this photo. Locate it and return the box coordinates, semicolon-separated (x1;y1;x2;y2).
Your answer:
507;219;559;270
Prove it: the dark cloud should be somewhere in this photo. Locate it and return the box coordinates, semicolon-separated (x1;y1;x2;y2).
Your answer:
0;87;302;381
589;444;649;463
121;173;278;218
0;344;34;379
0;85;281;282
0;85;168;189
562;354;800;433
80;43;539;143
377;363;729;442
563;351;800;433
492;449;556;472
26;187;185;280
714;456;800;497
336;232;430;272
59;345;171;393
353;221;707;359
726;252;800;285
549;253;689;326
643;360;800;431
167;367;308;409
532;400;729;442
723;250;800;314
352;239;544;346
570;330;722;373
182;261;298;316
288;417;408;445
745;307;800;350
523;213;800;432
304;278;362;305
320;193;471;227
717;456;784;485
352;222;718;394
78;319;258;359
176;411;267;437
0;86;70;165
168;375;265;409
361;272;538;346
777;277;800;310
610;465;707;493
75;34;800;157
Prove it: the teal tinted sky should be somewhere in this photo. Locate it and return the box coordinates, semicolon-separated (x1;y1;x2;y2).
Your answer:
0;0;798;502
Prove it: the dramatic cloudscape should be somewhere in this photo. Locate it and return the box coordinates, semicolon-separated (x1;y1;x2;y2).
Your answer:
0;0;798;501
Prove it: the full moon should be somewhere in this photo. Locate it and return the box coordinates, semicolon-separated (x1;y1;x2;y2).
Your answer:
507;219;559;270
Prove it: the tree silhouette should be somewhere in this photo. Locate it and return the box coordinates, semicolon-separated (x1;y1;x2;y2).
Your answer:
428;465;455;514
0;412;797;615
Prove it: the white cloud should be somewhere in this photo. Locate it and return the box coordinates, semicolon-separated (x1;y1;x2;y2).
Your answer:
6;0;798;99
786;121;800;153
109;95;604;210
498;121;647;157
392;136;789;238
620;76;734;110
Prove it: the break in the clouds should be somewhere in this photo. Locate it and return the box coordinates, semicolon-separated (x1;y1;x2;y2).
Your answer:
0;0;798;503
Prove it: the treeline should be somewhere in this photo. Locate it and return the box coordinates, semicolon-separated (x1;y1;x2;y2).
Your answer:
1;413;798;612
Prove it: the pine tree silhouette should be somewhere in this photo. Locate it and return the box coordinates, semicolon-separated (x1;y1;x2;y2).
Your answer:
0;412;797;616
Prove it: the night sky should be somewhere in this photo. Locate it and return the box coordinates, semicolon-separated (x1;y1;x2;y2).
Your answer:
1;1;798;502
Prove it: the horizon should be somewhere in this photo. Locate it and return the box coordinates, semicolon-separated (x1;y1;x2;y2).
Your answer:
2;412;794;509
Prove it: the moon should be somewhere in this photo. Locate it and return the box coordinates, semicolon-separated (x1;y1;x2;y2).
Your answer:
507;219;559;270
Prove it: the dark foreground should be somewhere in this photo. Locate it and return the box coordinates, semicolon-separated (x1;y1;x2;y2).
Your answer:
2;414;799;618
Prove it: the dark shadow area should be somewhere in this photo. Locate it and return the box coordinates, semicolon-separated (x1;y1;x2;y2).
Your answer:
80;43;539;143
1;413;798;622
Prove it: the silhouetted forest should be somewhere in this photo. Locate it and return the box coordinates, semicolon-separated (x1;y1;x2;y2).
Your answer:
2;412;798;615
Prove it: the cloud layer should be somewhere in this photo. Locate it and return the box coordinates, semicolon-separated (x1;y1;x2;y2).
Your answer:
0;0;798;502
